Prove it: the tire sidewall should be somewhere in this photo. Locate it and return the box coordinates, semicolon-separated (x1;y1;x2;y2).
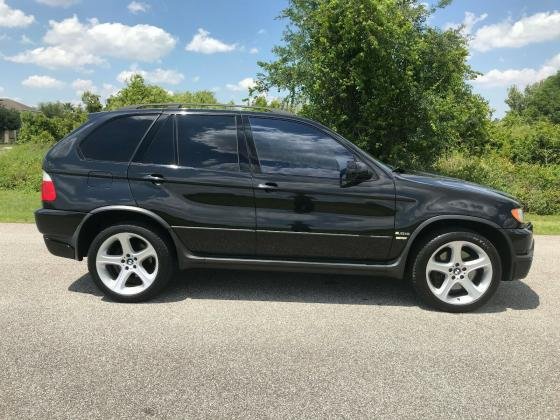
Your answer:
87;224;174;302
411;230;502;312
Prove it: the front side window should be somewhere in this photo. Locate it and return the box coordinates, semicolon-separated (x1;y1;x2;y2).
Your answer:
249;117;355;179
177;114;239;171
80;115;156;162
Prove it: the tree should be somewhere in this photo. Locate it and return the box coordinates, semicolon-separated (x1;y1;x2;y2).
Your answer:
17;103;87;144
81;91;103;113
505;71;560;123
105;75;171;110
105;74;220;110
253;0;491;166
0;106;21;131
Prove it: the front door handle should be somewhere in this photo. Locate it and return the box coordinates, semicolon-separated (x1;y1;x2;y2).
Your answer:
257;182;278;191
144;174;166;184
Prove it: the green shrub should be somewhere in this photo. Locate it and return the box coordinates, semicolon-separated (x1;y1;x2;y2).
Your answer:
0;143;51;191
17;108;87;144
434;151;560;214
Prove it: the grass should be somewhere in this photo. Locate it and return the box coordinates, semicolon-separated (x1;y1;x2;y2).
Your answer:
526;213;560;235
0;189;40;223
0;188;558;234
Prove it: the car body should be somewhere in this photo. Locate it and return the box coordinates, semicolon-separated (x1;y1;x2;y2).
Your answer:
35;104;534;311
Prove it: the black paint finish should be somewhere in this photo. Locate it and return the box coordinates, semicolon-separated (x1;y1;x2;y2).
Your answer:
35;108;534;281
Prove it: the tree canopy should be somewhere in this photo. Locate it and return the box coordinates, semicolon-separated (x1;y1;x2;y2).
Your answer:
0;106;21;131
505;71;560;124
254;0;491;166
105;74;218;110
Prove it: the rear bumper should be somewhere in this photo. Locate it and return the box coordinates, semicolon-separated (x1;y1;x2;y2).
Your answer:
504;224;534;281
35;208;86;260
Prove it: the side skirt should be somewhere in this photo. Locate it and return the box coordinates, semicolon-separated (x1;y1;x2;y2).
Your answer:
177;250;405;278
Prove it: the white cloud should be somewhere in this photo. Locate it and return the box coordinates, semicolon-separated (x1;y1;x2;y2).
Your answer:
257;29;266;35
22;75;64;88
72;78;95;94
472;11;560;52
36;0;78;7
473;53;560;87
185;28;236;54
0;0;35;28
444;11;487;35
128;1;149;14
249;47;259;54
226;77;255;92
0;86;4;93
20;34;34;45
117;66;184;85
5;15;175;69
192;76;200;82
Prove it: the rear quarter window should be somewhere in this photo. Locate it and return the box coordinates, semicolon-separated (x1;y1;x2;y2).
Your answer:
79;115;156;162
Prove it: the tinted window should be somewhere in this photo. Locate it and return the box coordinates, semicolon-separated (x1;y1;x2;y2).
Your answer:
80;115;156;162
137;116;175;165
249;117;355;178
177;114;239;171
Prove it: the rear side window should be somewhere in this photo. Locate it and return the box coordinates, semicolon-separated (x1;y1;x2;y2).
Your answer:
177;114;239;171
249;117;355;179
136;115;175;165
80;115;156;162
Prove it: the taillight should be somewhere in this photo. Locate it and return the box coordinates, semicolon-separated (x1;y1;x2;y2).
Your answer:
41;171;57;202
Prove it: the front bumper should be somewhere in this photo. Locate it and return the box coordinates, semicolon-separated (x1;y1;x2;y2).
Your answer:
504;224;534;281
35;208;86;260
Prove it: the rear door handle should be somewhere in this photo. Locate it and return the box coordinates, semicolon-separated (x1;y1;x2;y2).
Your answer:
144;174;166;184
257;182;279;191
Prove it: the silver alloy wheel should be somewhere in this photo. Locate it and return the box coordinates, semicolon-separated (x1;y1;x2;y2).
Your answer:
425;240;493;305
95;232;159;296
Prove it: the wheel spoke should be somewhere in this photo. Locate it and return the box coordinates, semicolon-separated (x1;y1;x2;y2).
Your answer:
114;268;132;291
133;244;156;262
464;256;490;273
135;266;156;287
116;233;134;256
450;241;463;264
97;254;122;266
459;278;483;300
435;277;456;299
427;259;452;274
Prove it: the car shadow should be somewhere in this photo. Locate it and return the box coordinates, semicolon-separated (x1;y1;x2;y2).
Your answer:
68;269;540;312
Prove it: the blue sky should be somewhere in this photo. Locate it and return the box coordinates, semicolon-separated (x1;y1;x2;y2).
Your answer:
0;0;559;118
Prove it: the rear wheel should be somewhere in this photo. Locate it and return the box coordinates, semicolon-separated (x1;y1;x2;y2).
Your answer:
411;230;501;312
87;224;174;302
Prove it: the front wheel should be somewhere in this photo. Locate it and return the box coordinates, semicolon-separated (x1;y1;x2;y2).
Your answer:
87;223;175;302
411;230;502;312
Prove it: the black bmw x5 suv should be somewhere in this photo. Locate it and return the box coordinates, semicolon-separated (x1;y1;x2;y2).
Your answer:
35;104;534;312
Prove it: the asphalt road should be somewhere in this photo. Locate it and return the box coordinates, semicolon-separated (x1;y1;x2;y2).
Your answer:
0;223;558;419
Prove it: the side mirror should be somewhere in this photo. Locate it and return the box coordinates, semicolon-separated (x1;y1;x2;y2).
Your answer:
341;160;373;187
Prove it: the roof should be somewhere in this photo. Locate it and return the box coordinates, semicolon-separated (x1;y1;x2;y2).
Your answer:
0;98;35;112
117;102;294;116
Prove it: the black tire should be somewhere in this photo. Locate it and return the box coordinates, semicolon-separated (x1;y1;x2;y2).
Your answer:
87;223;175;302
410;229;502;313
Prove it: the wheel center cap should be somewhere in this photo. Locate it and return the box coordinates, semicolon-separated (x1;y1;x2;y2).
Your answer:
127;258;134;265
453;268;462;275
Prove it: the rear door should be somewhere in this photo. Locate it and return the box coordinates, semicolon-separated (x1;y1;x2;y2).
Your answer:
128;112;256;257
245;115;395;261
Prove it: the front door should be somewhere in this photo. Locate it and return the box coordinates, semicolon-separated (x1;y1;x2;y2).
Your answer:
128;113;256;257
245;116;395;261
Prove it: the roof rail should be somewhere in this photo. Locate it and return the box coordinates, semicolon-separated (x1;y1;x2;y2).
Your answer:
117;102;293;115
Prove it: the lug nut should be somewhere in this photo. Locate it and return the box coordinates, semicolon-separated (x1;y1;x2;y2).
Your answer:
125;266;129;270
133;265;136;268
449;268;452;272
452;276;456;279
460;275;464;279
462;267;466;271
121;259;125;263
134;257;137;261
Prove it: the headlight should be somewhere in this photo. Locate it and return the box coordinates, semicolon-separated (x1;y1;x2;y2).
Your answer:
511;208;525;223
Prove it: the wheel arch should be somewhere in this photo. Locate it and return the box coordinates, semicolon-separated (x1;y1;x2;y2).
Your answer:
402;216;514;282
73;206;181;261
